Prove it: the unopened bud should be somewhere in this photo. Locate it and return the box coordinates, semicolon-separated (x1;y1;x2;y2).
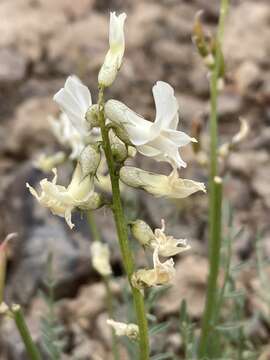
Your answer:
85;104;100;128
130;220;154;246
192;11;209;59
79;144;101;177
109;130;128;163
91;242;112;277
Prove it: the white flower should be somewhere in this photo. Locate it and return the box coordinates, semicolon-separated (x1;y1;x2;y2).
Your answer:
105;81;196;168
91;242;112;277
120;166;206;199
26;164;102;229
49;113;85;159
53;75;92;138
151;219;190;257
34;152;66;172
98;12;127;87
107;319;139;340
132;248;175;289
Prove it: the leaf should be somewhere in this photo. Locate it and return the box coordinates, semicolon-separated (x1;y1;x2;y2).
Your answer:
215;320;249;332
149;321;170;336
150;353;174;360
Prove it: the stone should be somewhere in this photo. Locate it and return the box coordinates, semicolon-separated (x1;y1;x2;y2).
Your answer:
158;255;208;318
0;49;27;85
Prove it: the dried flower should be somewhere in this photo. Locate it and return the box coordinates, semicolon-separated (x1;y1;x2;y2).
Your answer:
34;152;66;173
120;166;206;199
150;219;190;257
27;163;103;229
91;242;112;277
219;118;249;158
53;76;92;138
132;248;175;289
98;12;127;87
107;319;139;340
105;81;196;168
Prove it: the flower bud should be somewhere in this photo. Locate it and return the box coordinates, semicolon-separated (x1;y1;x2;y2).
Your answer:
109;130;128;163
98;12;127;87
91;241;112;277
85;104;100;129
79;144;101;177
130;220;154;246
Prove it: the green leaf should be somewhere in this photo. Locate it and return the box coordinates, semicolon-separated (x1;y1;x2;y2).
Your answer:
150;353;174;360
149;321;170;336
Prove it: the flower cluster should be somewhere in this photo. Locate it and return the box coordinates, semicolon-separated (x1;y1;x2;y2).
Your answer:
25;11;207;339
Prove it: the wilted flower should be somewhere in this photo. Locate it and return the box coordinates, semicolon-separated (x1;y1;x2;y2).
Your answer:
91;242;112;277
34;152;66;173
27;163;103;229
151;219;190;257
107;319;139;340
120;166;206;199
219;118;249;158
53;76;92;138
132;248;175;289
105;81;196;168
98;12;127;87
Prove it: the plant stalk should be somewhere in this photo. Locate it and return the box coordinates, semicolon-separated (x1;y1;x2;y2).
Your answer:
98;87;150;359
11;305;42;360
87;211;120;360
198;0;229;357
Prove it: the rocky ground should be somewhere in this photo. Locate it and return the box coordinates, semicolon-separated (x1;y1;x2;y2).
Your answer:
0;0;270;359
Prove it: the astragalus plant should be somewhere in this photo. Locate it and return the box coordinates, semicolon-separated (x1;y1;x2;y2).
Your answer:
1;9;208;360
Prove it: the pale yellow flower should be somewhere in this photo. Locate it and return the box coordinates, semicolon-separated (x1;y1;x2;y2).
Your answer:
91;242;112;277
151;219;190;257
120;166;206;199
27;163;102;229
34;152;66;173
132;248;175;289
107;319;139;340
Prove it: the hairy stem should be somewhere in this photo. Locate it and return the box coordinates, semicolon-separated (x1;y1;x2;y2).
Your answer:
87;211;120;360
98;87;150;359
198;0;229;357
11;305;42;360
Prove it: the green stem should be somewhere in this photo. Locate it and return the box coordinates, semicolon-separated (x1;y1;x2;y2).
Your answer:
198;2;229;355
98;87;150;359
87;211;120;360
87;210;101;242
198;178;223;357
11;305;42;360
104;277;120;360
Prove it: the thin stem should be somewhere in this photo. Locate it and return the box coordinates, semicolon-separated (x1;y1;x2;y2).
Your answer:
198;178;223;357
98;87;150;359
11;305;42;360
197;1;229;357
86;211;120;360
104;277;120;360
87;210;102;242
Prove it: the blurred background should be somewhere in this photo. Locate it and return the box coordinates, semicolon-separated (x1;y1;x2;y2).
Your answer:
0;0;270;358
